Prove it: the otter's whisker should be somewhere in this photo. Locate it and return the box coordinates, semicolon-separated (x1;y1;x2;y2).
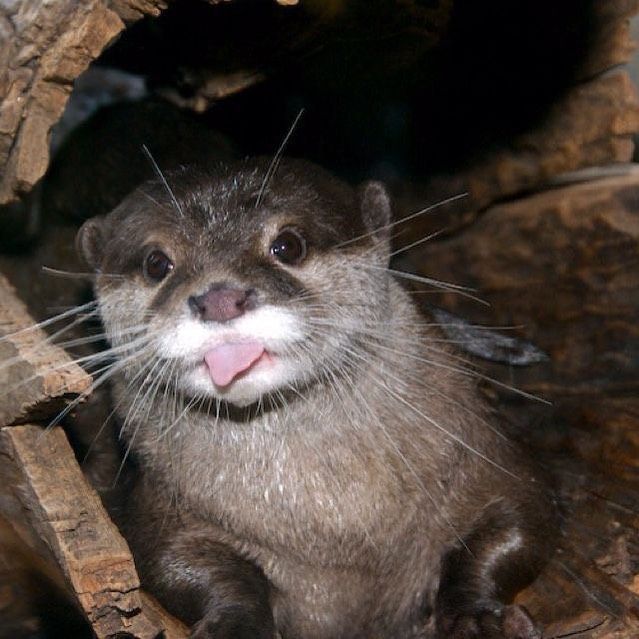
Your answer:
0;300;98;344
335;192;468;249
255;108;305;207
141;144;184;218
41;266;125;280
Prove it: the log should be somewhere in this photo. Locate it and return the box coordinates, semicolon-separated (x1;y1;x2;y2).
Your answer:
0;423;187;639
410;166;639;400
0;271;91;427
580;0;639;79
397;70;639;242
503;394;639;638
3;0;637;209
0;0;166;205
463;71;639;209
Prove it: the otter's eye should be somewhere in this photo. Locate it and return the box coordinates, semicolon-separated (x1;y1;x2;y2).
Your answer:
144;250;174;282
270;228;307;265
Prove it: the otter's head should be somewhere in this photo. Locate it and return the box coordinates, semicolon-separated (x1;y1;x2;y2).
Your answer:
77;158;392;406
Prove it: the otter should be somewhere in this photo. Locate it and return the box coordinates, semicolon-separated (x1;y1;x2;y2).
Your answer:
76;157;556;639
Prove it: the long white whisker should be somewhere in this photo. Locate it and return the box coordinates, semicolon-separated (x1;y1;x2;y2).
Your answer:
388;227;448;258
255;108;305;207
141;144;184;218
41;266;125;280
336;192;468;249
0;300;98;344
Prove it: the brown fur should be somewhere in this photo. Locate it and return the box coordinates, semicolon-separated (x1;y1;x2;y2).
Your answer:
78;158;556;638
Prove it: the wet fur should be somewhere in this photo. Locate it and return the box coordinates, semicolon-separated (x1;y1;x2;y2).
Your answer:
77;158;556;638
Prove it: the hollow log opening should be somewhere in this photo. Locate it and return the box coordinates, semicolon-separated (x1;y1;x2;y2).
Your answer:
96;0;601;176
1;0;639;637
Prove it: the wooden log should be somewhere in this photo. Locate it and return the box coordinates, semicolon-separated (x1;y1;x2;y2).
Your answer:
0;423;187;639
513;396;639;638
397;70;639;242
464;71;639;208
0;0;166;205
557;397;639;483
0;271;91;427
2;0;637;209
0;513;90;637
409;166;639;400
580;0;639;79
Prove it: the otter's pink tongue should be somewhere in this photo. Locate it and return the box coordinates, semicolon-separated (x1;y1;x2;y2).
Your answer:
204;341;265;387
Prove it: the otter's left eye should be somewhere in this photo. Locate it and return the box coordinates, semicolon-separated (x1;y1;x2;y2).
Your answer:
270;228;307;265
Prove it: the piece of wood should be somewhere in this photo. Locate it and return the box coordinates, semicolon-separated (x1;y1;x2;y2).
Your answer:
0;0;167;205
409;166;639;400
396;70;639;243
0;424;185;639
0;513;90;637
0;271;91;427
509;393;639;638
579;0;639;79
465;71;639;207
3;0;636;209
557;397;639;483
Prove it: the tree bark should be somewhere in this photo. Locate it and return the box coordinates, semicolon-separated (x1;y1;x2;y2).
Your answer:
0;272;91;427
0;0;166;205
0;423;187;639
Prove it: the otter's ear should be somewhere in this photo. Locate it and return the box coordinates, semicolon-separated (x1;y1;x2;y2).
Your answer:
76;217;105;271
359;181;392;241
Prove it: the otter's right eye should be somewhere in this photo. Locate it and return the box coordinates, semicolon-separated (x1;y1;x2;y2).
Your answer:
144;250;174;282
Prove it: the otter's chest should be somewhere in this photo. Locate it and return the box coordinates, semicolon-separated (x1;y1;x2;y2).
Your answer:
144;416;420;562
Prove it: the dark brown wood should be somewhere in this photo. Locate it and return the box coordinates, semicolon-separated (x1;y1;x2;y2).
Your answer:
3;0;637;208
463;71;639;209
0;423;186;639
396;70;639;243
517;429;639;638
581;0;639;79
0;271;91;427
411;166;639;401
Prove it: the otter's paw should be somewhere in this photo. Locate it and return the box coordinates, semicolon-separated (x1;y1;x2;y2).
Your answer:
190;607;275;639
441;604;541;639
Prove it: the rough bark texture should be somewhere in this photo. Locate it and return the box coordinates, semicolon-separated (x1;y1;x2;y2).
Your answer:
2;0;637;208
413;167;639;400
0;0;166;205
0;271;91;427
582;0;639;79
393;0;639;237
397;70;639;243
516;397;639;638
464;71;639;209
0;424;187;639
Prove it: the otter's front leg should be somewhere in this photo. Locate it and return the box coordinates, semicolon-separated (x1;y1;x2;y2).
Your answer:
137;529;275;639
435;497;554;639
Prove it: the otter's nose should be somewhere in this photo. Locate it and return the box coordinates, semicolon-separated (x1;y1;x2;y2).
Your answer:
188;285;255;323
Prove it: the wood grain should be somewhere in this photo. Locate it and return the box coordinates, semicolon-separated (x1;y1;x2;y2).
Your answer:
0;271;91;427
0;424;186;638
0;0;166;205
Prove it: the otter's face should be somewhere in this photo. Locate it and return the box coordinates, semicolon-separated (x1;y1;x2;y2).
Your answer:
77;159;391;406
